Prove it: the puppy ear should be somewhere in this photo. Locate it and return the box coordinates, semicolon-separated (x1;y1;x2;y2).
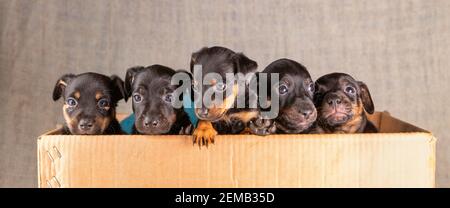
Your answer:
313;82;321;106
358;81;375;114
124;66;145;99
189;50;202;72
110;75;126;102
233;53;258;74
52;74;75;101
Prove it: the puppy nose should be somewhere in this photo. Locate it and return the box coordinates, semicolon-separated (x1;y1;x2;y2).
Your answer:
79;119;94;131
151;120;159;127
199;108;209;117
144;117;160;128
300;109;314;119
327;97;342;106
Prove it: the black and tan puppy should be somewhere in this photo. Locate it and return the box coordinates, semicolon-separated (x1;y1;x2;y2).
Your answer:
190;46;258;146
52;73;126;135
124;65;192;135
313;73;377;133
249;59;317;135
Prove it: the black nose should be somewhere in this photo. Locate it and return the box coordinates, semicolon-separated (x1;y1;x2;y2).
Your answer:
79;119;94;131
327;97;342;106
300;109;314;119
144;117;160;128
198;108;209;117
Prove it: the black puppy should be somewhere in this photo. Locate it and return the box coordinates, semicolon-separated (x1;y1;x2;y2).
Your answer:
52;72;126;135
249;59;317;135
190;46;258;146
313;73;377;133
124;65;192;135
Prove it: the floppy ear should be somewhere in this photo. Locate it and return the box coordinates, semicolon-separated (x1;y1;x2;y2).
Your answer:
52;74;75;101
233;53;258;75
189;49;203;72
358;81;375;114
313;82;321;106
110;75;126;102
124;66;145;99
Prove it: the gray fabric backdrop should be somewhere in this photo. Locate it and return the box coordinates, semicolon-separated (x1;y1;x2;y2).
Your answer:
0;0;449;187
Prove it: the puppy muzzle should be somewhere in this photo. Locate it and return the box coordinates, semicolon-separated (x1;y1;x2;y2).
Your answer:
73;117;103;135
277;99;317;132
135;115;172;134
195;107;226;122
320;93;354;126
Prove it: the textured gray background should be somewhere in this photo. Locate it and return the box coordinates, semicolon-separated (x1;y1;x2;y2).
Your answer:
0;0;449;187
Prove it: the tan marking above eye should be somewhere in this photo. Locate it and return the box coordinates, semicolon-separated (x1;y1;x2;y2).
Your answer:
74;91;80;99
58;80;67;87
95;92;103;100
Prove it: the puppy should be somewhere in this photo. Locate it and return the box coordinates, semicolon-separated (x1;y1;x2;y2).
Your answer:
249;59;317;135
124;65;192;135
313;73;377;133
52;72;126;135
190;46;258;146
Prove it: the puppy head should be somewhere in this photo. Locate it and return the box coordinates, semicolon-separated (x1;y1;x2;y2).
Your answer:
125;65;187;134
262;59;317;133
314;73;374;128
53;73;125;135
190;46;257;121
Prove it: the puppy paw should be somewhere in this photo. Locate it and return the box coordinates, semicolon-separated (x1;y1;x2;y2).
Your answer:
192;121;218;148
179;124;194;135
249;117;276;136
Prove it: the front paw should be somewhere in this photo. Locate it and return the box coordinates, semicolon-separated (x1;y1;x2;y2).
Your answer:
193;121;218;147
249;117;276;136
179;124;194;135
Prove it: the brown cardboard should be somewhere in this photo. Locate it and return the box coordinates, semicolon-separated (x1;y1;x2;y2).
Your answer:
37;112;436;188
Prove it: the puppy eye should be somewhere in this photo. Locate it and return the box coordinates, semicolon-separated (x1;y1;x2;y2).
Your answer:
164;93;173;103
278;84;288;95
133;93;143;103
345;86;356;95
308;83;315;93
98;99;109;108
66;97;78;107
215;83;227;92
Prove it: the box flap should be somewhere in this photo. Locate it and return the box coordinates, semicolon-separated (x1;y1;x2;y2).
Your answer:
367;111;428;133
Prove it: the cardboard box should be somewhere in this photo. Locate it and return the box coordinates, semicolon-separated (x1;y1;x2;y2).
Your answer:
38;112;436;188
